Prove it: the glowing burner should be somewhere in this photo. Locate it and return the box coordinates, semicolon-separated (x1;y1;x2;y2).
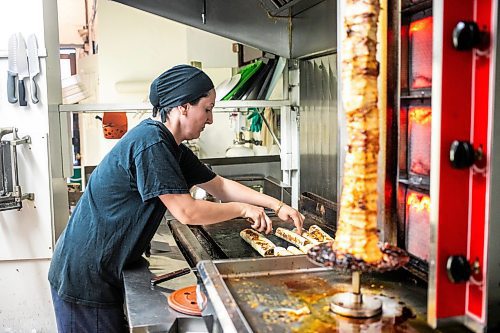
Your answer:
410;16;433;89
409;106;432;177
406;191;431;261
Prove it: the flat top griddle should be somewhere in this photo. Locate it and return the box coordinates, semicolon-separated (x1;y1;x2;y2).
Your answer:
226;270;423;333
196;217;336;258
197;256;468;333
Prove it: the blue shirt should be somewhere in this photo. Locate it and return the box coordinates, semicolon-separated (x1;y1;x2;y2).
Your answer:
48;118;215;307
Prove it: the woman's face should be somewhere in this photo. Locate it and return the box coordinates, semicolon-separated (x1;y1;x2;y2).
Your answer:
183;88;216;140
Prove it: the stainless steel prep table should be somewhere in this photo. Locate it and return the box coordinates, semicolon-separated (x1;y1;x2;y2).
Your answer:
123;219;208;333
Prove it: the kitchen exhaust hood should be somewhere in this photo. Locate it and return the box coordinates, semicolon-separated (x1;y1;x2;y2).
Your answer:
259;0;324;16
111;0;336;58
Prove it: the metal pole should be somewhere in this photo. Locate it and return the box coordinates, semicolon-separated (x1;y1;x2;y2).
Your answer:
258;110;281;151
10;130;21;198
352;271;362;304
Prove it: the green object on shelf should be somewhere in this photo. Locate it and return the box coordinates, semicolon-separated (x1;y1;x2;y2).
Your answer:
69;166;82;186
247;108;263;132
222;61;263;101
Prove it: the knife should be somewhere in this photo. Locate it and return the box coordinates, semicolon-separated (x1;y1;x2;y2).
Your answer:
16;33;29;106
27;34;40;104
7;34;18;103
150;267;194;286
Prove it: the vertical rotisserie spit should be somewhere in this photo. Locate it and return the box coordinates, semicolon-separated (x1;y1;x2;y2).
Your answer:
334;0;383;264
305;1;410;318
308;0;408;272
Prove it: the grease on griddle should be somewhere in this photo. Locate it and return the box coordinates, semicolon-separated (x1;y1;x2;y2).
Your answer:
263;305;311;325
284;277;341;304
228;275;418;332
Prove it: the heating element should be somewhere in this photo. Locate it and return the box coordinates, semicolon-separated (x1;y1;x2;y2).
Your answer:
397;3;433;278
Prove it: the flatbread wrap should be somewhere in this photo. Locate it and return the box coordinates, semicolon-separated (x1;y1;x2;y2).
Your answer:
308;225;334;242
240;229;276;257
287;246;304;255
274;247;294;256
275;227;310;247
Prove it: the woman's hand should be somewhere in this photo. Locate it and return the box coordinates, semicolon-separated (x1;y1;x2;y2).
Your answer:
240;203;273;234
276;203;305;234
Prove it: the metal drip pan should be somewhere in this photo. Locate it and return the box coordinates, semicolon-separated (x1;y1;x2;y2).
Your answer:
328;271;383;318
306;241;410;319
330;292;382;318
196;255;434;333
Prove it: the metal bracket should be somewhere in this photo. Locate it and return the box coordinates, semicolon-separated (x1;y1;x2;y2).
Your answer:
288;58;300;70
0;127;34;212
22;193;35;201
11;135;31;146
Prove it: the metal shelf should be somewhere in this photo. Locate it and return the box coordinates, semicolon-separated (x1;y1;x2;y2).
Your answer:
215;100;290;108
58;100;291;113
398;177;430;193
400;93;432;100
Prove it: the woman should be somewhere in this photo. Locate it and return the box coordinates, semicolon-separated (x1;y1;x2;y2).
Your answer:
49;64;303;332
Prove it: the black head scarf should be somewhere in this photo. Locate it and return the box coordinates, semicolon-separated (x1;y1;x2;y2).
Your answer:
149;65;214;121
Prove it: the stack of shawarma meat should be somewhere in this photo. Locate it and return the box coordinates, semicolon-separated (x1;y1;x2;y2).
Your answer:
242;0;387;265
334;0;383;264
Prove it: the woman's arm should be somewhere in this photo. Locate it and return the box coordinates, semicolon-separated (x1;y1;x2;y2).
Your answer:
198;175;304;233
159;193;274;234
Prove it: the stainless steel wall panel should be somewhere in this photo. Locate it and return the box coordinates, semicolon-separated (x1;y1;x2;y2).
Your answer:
291;0;337;58
299;54;338;202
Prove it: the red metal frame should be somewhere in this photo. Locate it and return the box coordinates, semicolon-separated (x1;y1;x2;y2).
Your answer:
466;0;492;322
433;0;493;327
434;0;473;320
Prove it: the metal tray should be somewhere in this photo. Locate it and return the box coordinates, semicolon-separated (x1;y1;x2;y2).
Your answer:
197;255;436;333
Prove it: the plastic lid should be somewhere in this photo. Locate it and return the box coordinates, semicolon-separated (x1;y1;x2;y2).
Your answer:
167;285;203;316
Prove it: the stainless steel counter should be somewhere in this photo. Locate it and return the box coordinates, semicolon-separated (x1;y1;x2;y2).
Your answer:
123;219;208;332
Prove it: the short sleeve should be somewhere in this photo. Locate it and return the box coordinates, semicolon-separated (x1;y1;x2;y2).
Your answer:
179;145;216;188
134;142;190;201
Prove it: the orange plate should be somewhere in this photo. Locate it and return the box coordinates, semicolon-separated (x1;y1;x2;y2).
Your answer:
167;285;204;316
